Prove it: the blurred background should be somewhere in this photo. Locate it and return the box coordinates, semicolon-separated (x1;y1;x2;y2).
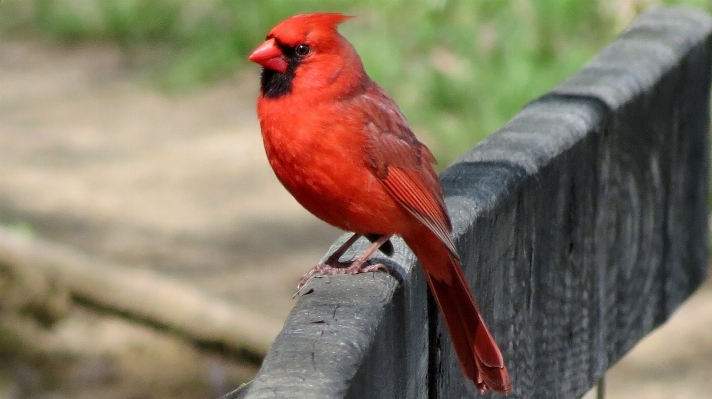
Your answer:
0;0;710;398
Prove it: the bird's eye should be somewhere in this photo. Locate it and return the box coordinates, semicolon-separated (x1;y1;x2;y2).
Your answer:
295;44;310;57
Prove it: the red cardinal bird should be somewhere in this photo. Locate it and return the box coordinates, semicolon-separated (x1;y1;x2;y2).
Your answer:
248;13;511;394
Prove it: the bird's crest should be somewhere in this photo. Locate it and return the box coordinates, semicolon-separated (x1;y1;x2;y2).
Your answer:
268;13;353;46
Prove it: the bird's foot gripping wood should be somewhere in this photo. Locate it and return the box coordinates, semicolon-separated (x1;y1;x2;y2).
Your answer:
297;234;393;289
297;259;389;289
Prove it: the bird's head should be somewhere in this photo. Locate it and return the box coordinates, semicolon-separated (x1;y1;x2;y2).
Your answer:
248;13;366;100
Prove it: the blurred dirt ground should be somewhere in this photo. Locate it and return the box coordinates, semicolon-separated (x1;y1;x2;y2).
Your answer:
0;40;710;398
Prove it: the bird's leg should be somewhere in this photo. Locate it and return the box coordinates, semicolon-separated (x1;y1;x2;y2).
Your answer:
341;234;392;274
324;233;362;264
297;233;362;288
298;234;393;288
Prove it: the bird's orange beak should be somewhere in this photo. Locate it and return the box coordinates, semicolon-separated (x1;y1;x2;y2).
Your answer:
248;38;288;73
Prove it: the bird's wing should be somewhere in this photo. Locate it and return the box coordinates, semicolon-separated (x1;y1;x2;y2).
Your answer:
358;83;458;258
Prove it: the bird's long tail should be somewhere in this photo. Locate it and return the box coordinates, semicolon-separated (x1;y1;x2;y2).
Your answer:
404;229;511;394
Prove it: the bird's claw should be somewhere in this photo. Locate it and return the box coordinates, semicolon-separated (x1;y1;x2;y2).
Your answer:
297;260;388;289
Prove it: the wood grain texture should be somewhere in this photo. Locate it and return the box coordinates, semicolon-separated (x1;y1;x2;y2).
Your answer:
226;7;711;399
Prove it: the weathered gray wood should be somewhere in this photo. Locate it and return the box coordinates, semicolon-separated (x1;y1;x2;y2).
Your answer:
224;7;711;399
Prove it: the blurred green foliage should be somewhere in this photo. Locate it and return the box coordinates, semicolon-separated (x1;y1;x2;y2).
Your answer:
1;0;710;161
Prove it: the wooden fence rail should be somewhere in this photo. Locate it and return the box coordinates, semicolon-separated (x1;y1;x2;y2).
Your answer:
223;7;711;398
